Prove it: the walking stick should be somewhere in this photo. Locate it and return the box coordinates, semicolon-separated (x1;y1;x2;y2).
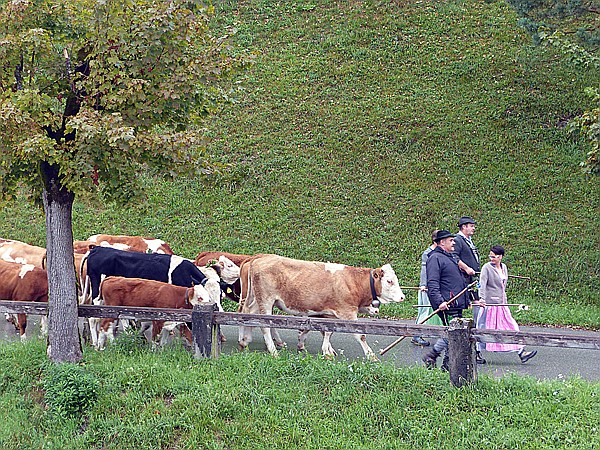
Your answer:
400;286;423;291
413;303;529;308
379;281;477;356
475;272;530;280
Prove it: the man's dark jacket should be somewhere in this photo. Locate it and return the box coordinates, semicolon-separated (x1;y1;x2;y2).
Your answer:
426;247;469;312
453;234;480;275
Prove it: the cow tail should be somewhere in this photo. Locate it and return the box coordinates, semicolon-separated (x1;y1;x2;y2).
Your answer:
79;252;90;304
238;260;255;313
238;261;248;312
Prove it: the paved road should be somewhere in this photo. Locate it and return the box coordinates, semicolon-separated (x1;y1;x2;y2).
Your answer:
3;316;598;382
217;322;600;382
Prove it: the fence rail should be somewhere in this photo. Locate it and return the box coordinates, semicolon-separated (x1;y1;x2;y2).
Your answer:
1;300;599;387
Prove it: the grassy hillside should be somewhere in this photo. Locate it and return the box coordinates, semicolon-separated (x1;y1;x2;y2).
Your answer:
1;0;598;327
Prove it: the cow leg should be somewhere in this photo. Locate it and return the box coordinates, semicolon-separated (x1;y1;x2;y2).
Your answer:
354;334;378;362
238;325;253;350
297;330;309;352
139;321;153;343
5;313;19;333
88;317;101;348
157;321;184;347
17;314;27;342
97;318;116;350
261;326;279;357
272;329;285;349
154;321;169;346
178;323;193;346
40;316;48;337
321;332;337;358
78;317;91;344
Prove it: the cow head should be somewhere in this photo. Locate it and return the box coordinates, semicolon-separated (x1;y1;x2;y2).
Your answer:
189;284;213;305
191;278;224;312
218;255;240;284
373;264;405;303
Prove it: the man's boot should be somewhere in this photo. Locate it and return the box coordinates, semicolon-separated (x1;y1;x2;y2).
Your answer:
441;354;450;372
476;351;487;364
422;349;440;369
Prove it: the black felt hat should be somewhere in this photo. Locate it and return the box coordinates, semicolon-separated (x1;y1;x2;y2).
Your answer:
457;216;476;227
434;229;455;242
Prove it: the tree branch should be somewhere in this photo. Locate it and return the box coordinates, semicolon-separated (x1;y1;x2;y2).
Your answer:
14;52;23;91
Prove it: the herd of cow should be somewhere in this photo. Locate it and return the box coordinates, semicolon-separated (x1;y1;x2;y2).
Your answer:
0;234;406;360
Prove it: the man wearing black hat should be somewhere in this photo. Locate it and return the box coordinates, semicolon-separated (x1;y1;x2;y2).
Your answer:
454;216;480;279
453;216;483;362
422;229;471;371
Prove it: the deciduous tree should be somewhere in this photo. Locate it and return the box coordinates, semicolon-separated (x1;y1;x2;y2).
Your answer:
0;0;253;361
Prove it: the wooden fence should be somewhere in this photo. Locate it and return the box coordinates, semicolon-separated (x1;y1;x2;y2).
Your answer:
1;300;599;388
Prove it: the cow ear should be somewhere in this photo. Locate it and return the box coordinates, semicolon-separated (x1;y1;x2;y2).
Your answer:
372;270;379;279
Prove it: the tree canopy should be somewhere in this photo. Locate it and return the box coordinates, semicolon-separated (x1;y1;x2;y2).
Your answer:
0;0;253;203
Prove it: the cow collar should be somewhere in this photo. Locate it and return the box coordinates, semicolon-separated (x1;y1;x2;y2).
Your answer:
369;271;380;308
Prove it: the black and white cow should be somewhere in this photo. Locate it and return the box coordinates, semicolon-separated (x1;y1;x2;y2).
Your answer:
83;246;213;302
81;246;222;347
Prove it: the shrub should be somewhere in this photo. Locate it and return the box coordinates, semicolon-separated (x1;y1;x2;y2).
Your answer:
43;363;99;419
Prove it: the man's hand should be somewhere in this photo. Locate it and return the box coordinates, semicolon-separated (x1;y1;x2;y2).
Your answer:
419;285;427;292
458;260;476;276
439;301;449;311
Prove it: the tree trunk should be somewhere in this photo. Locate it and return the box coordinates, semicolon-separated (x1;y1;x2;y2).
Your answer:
42;167;82;363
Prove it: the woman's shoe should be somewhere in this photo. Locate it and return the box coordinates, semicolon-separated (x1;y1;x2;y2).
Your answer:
519;350;537;363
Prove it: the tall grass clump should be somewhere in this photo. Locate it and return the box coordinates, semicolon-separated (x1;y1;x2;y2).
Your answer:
42;362;99;420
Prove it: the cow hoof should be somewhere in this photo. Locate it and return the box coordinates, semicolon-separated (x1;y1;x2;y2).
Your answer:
367;354;379;363
275;341;287;350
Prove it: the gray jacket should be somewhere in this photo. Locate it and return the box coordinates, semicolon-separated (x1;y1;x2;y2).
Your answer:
419;245;435;286
479;262;508;304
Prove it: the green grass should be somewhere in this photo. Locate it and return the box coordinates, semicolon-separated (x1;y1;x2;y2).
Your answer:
0;0;598;329
0;339;598;449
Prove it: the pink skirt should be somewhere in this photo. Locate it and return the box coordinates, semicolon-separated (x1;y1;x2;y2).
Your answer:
485;305;524;352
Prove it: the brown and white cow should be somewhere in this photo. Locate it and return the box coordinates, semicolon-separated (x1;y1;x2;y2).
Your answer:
0;260;48;341
0;239;46;268
74;234;174;255
238;255;405;360
95;276;217;349
194;251;257;268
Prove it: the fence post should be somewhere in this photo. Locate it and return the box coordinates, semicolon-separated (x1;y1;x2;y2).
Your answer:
192;303;221;359
448;318;476;387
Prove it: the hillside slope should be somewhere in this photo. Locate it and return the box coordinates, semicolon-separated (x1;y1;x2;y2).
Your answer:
1;0;598;327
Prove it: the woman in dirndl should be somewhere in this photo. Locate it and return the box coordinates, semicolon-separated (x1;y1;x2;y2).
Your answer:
476;245;537;364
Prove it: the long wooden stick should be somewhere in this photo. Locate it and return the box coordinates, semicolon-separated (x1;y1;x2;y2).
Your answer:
400;286;423;291
412;303;529;308
471;303;529;307
475;272;531;280
379;281;477;356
